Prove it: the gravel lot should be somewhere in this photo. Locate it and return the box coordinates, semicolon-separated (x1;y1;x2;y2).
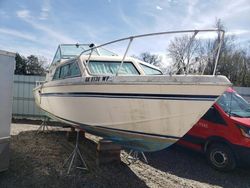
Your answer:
0;123;249;188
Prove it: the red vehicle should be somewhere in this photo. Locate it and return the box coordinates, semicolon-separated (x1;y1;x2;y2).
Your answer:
178;88;250;171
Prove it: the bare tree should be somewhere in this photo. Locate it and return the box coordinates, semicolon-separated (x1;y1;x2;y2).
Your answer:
166;18;250;86
135;52;162;66
168;34;200;74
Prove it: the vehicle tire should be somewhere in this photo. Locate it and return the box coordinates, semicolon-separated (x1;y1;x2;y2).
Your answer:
206;143;236;172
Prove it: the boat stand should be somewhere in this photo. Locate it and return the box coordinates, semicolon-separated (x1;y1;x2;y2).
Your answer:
63;129;88;174
36;116;50;133
126;150;148;164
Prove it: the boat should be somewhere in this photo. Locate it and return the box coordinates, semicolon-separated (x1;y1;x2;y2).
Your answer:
34;29;231;152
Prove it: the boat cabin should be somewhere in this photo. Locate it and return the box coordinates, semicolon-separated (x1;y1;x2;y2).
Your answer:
47;44;162;82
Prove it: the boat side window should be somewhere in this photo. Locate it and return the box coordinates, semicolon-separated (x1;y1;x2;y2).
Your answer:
140;64;162;75
53;61;81;80
60;64;70;78
88;61;140;75
68;61;81;76
53;67;60;80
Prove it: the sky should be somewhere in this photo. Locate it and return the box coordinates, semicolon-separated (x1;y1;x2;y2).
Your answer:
0;0;250;63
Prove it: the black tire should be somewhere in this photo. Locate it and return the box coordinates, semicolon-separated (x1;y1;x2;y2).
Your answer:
206;143;236;172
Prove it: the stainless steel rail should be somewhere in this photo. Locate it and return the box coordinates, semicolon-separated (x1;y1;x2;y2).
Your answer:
79;29;225;76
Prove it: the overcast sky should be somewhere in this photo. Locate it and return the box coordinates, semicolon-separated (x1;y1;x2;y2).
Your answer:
0;0;249;63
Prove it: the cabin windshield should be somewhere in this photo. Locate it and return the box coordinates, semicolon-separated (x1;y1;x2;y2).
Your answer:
51;44;117;66
217;91;250;118
61;44;98;58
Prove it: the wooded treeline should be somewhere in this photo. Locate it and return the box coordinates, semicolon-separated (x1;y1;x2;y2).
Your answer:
15;54;47;76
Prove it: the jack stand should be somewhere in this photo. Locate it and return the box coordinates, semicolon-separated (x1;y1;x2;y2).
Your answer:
126;150;148;164
63;129;88;174
37;116;50;133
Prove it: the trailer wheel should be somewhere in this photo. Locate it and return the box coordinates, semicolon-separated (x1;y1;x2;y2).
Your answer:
206;143;236;171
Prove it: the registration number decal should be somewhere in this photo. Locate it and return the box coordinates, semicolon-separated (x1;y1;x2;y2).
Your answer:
85;76;110;82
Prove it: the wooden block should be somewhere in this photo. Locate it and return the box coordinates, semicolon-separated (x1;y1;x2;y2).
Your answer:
97;139;121;151
66;129;85;142
96;139;121;166
66;130;76;142
79;130;86;140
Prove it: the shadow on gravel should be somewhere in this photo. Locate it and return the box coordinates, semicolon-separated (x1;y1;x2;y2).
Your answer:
0;130;147;188
146;145;250;188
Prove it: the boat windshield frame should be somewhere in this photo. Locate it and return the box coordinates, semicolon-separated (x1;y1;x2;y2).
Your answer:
51;44;117;66
79;29;225;76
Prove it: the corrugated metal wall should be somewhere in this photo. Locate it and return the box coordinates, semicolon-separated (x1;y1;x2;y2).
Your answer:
12;75;46;120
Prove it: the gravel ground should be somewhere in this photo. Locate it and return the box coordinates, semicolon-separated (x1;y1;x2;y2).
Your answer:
0;123;249;188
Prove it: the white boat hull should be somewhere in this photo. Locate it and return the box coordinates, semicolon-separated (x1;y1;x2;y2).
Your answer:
34;75;230;151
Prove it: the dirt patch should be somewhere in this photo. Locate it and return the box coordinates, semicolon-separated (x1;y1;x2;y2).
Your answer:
0;124;250;188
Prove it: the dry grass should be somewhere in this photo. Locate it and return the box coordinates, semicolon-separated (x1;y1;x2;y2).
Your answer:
0;123;249;188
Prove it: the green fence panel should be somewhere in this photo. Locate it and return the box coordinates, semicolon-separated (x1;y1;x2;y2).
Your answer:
12;75;46;120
